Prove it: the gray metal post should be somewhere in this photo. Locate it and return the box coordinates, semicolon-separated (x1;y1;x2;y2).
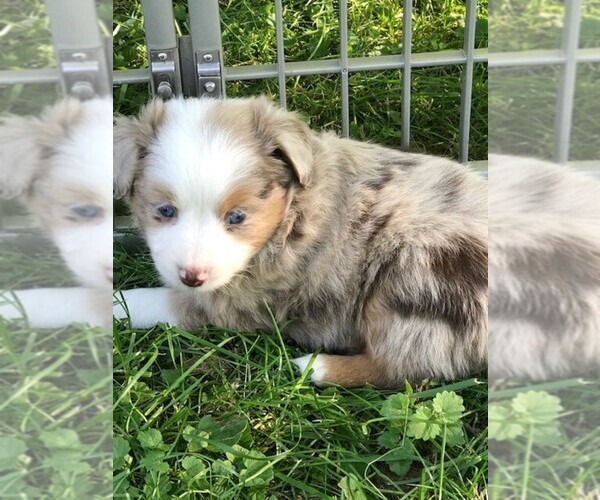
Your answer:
340;0;350;138
141;0;182;99
554;0;581;164
401;0;413;147
43;0;110;98
187;0;225;98
275;0;287;108
458;0;476;163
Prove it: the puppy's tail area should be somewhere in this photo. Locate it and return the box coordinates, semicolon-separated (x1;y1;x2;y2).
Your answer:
292;352;389;388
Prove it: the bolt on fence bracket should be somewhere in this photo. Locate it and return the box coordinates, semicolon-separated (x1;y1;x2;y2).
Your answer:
196;50;223;98
57;47;110;99
149;48;181;100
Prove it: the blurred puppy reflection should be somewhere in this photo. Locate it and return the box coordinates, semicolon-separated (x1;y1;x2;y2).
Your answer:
489;155;600;381
0;97;112;328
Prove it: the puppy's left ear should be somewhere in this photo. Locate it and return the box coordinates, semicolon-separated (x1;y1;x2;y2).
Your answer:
0;116;44;199
252;97;314;187
114;98;166;199
113;116;141;199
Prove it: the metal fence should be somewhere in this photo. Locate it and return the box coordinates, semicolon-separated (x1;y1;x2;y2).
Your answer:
0;0;111;99
489;0;600;168
2;1;598;174
111;0;486;165
2;0;485;164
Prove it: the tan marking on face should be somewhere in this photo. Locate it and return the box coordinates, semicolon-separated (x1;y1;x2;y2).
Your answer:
130;179;177;228
218;177;288;250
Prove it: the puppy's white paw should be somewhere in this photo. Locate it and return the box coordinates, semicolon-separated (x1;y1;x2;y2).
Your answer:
292;354;327;386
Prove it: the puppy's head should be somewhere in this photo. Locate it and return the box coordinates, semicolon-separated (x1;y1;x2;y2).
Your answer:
0;98;113;289
114;97;313;291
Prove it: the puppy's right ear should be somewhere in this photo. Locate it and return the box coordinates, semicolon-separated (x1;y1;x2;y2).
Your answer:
113;98;166;199
0;116;43;199
251;96;314;188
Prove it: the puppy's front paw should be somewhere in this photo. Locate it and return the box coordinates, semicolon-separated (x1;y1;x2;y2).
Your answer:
291;354;327;386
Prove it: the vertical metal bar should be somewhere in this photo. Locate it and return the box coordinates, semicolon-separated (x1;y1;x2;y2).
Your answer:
554;0;581;164
188;0;223;55
458;0;476;163
141;0;178;50
401;0;412;147
44;0;110;97
141;0;182;98
44;0;101;50
274;0;287;109
188;0;225;97
340;0;350;137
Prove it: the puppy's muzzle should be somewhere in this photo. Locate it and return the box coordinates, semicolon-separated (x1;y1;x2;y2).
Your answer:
179;267;208;287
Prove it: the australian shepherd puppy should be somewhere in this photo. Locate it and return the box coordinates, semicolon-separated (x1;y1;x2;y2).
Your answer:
0;97;112;328
114;97;487;388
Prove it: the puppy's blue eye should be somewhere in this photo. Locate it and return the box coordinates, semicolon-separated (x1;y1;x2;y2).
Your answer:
158;204;177;218
71;205;101;218
226;210;246;225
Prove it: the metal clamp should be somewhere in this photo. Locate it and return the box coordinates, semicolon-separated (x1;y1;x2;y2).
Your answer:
195;50;223;98
58;47;109;99
149;48;181;100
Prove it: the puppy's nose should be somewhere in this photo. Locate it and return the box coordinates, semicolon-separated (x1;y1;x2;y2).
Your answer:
179;267;208;287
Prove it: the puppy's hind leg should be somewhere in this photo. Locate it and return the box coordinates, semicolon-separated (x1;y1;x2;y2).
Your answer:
292;352;388;388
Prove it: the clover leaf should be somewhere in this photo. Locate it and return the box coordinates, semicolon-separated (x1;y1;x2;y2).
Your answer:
432;391;465;424
511;391;563;425
138;429;167;451
407;405;442;441
489;403;526;441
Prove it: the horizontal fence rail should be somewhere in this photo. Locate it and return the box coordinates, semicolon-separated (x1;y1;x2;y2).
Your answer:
111;48;489;83
9;45;600;84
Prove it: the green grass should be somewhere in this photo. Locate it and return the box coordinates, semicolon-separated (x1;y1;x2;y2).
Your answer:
0;0;60;114
0;3;112;480
0;4;108;493
0;242;112;498
3;0;600;497
489;380;600;499
113;242;488;499
112;3;490;495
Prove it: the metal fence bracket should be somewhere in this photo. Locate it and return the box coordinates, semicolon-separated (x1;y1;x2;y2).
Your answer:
187;0;225;98
196;50;223;98
44;0;110;99
57;47;110;99
149;48;181;99
141;0;182;99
